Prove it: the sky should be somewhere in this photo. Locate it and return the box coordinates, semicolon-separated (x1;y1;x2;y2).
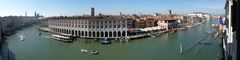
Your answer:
0;0;225;17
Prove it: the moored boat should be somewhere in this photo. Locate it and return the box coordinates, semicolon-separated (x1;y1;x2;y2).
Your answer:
80;49;89;53
100;38;111;44
51;34;72;42
186;25;193;28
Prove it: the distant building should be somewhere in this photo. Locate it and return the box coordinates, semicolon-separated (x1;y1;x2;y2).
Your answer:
1;16;21;35
91;7;95;16
188;12;211;20
0;12;40;35
47;16;128;38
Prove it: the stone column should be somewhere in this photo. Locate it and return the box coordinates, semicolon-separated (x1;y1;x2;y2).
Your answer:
125;31;127;37
112;31;114;37
95;31;97;37
83;31;86;37
120;31;123;37
116;31;118;37
91;31;93;38
103;31;105;38
99;31;102;37
107;31;109;38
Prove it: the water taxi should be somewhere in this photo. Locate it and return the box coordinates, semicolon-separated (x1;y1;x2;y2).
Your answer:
51;34;72;42
19;34;25;41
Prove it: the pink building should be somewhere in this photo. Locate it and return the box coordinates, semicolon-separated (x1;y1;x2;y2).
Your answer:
157;17;178;30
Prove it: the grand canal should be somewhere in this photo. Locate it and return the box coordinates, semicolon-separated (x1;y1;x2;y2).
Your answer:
1;19;221;60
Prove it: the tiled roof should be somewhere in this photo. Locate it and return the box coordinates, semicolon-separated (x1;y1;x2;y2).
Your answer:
44;16;126;20
158;16;177;21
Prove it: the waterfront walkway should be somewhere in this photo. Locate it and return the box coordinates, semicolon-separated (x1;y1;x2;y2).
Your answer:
127;34;150;39
127;29;177;39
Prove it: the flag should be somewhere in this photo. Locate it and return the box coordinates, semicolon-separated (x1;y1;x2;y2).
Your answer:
219;16;223;25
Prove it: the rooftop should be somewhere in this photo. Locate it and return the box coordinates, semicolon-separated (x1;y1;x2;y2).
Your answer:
43;15;128;20
158;15;178;21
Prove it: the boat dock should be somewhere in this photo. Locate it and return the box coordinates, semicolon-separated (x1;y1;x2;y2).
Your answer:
127;34;150;39
127;29;177;39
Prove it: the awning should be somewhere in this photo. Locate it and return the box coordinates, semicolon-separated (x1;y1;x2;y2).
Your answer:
140;27;161;31
128;28;142;33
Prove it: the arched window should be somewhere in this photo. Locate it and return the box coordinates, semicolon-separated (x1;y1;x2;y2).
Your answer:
122;31;126;36
118;24;121;28
101;32;104;37
105;32;108;37
85;31;88;36
109;31;112;37
97;32;100;37
118;31;121;36
81;31;84;36
89;31;91;37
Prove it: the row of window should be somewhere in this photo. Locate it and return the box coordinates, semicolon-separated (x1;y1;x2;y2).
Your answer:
51;23;127;28
51;20;127;24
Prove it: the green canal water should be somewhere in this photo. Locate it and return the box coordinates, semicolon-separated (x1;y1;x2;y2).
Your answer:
2;20;221;60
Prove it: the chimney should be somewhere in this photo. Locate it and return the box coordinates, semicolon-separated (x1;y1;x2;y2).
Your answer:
91;7;95;16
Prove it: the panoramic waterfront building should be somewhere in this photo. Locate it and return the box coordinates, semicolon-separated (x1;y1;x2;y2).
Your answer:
47;16;128;39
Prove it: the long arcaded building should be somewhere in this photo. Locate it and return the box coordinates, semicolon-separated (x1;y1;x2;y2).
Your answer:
47;16;128;39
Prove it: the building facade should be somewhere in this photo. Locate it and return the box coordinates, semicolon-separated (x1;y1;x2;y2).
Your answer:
188;12;211;21
0;16;39;35
223;0;239;60
47;16;128;39
157;18;178;30
0;17;2;42
155;10;178;30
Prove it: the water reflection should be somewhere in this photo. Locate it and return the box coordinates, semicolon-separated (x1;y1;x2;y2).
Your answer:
0;41;16;60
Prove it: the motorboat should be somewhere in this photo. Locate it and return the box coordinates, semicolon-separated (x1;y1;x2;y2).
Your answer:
80;49;98;55
101;38;111;44
89;50;98;55
179;27;187;31
80;49;89;53
19;34;25;41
